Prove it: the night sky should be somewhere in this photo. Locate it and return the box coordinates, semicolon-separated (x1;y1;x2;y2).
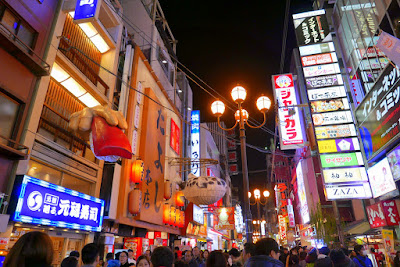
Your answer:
159;1;314;190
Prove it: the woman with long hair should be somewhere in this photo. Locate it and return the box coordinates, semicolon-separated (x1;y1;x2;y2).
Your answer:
137;255;150;267
207;251;228;267
4;231;53;267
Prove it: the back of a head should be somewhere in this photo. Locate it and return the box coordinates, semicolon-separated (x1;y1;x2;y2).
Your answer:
299;251;307;260
61;256;79;267
255;238;279;256
330;249;348;266
229;248;241;258
106;252;114;261
207;251;227;267
151;246;174;267
319;247;330;256
82;243;99;264
354;245;363;255
3;231;53;267
70;251;80;258
244;242;256;257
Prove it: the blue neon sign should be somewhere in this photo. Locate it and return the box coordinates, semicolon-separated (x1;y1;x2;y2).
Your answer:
13;176;104;232
74;0;99;21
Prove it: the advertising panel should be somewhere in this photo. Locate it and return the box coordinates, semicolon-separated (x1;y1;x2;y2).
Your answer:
190;110;200;176
74;0;99;21
272;74;304;149
315;124;357;139
170;119;180;155
287;199;296;228
381;200;400;226
301;52;338;66
124;238;142;260
308;86;346;101
293;10;330;46
320;152;364;168
382;229;395;253
299;42;335;56
296;160;310;224
367;157;397;198
325;183;372;200
193;204;204;225
356;64;400;161
303;63;340;78
278;215;287;240
359;58;389;71
317;138;360;153
311;98;350;113
366;202;387;228
12;176;104;231
323;167;368;184
312;111;354;126
213;207;235;231
387;145;400;181
305;74;343;89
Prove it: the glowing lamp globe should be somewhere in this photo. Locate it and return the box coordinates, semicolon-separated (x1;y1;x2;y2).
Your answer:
211;100;225;116
235;109;249;121
263;190;270;198
231;86;247;103
248;192;251;198
254;189;261;199
256;96;271;112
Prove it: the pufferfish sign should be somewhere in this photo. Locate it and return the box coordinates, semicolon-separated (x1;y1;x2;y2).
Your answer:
68;105;132;162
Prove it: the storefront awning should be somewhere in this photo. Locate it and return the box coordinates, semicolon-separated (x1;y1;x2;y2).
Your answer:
344;220;371;236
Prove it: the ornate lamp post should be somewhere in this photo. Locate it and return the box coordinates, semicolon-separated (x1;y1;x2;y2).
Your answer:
211;86;271;242
249;189;270;239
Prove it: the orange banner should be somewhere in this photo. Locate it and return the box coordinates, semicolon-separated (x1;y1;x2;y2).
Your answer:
213;207;235;231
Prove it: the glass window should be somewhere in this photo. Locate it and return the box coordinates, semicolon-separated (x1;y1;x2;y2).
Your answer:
27;161;62;185
61;173;93;195
1;9;18;34
17;23;35;48
0;91;19;140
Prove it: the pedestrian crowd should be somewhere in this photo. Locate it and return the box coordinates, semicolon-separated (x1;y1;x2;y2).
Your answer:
2;231;400;267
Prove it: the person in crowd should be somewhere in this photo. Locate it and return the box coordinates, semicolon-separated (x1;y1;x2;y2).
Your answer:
97;259;105;267
145;249;152;261
183;250;199;267
207;251;228;267
61;256;79;267
70;251;80;260
203;250;210;262
245;237;283;267
104;253;115;267
280;248;289;265
243;243;256;264
175;247;183;262
193;247;204;265
299;252;307;267
136;255;150;267
228;248;242;267
119;251;132;267
314;247;332;267
305;249;317;267
349;251;357;259
286;248;299;267
128;249;136;265
81;243;100;267
116;252;122;260
394;251;400;267
150;246;174;267
330;249;355;267
353;245;373;267
4;231;54;267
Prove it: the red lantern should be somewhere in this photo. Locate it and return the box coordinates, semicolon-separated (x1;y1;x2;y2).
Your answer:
180;210;185;227
175;208;181;227
170;206;176;226
164;180;172;200
163;203;170;224
175;191;185;207
128;188;141;215
130;160;144;183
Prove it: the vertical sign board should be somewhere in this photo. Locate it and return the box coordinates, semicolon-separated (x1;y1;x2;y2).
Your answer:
74;0;100;21
272;74;304;150
139;88;166;225
278;215;287;240
170;118;180;155
190;111;200;176
296;160;310;224
293;10;330;46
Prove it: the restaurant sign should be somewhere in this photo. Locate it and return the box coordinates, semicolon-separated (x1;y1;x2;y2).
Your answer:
315;124;357;140
312;111;354;126
305;74;344;89
311;98;350;113
12;176;104;231
303;63;340;78
323;167;368;184
320;152;364;168
308;86;346;101
317;138;360;154
301;52;338;67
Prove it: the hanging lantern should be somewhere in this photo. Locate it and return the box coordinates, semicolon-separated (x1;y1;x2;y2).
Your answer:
170;206;176;226
130;160;144;183
164;180;172;200
182;174;227;205
180;210;185;227
175;191;185;207
163;203;171;224
175;208;181;227
128;188;141;215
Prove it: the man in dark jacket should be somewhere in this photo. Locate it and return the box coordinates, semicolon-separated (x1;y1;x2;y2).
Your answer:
315;246;332;267
245;238;283;267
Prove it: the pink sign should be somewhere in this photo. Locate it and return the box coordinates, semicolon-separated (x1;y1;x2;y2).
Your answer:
381;200;400;226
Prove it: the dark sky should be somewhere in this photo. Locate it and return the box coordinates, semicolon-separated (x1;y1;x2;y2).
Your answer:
159;1;314;188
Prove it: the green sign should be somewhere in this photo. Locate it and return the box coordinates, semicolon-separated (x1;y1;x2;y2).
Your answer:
320;152;363;168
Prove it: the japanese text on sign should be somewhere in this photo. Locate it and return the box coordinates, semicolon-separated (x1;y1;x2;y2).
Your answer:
323;167;368;184
190;110;200;176
305;74;343;89
308;86;346;101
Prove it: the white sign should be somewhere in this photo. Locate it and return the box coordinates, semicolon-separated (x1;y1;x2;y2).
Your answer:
308;86;347;101
272;74;304;150
325;183;372;200
292;9;326;19
303;63;341;78
323;167;369;184
193;204;204;224
297;160;310;224
301;52;338;66
299;42;335;56
367;157;397;198
312;111;354;126
234;205;244;234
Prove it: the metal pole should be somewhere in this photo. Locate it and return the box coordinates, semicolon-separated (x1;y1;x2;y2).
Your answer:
257;201;261;235
332;200;344;245
239;104;252;242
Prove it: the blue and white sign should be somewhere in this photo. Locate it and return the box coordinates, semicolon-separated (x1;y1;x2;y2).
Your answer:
74;0;99;21
13;176;104;232
190;110;200;176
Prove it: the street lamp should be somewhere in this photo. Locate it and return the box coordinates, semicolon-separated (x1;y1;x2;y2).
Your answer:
211;86;271;242
249;189;270;237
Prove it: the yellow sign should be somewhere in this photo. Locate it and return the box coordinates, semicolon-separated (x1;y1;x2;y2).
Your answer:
382;229;394;267
318;139;337;153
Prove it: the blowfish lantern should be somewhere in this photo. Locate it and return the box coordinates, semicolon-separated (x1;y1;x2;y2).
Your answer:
181;173;227;205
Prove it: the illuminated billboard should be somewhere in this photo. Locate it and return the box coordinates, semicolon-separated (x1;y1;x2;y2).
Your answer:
323;167;369;184
320;152;364;168
308;86;346;101
367;157;397;198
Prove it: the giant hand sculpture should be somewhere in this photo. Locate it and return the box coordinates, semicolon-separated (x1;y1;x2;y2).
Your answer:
68;105;132;162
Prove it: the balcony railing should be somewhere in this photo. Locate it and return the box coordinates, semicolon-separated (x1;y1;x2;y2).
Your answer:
0;134;29;160
0;22;50;76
